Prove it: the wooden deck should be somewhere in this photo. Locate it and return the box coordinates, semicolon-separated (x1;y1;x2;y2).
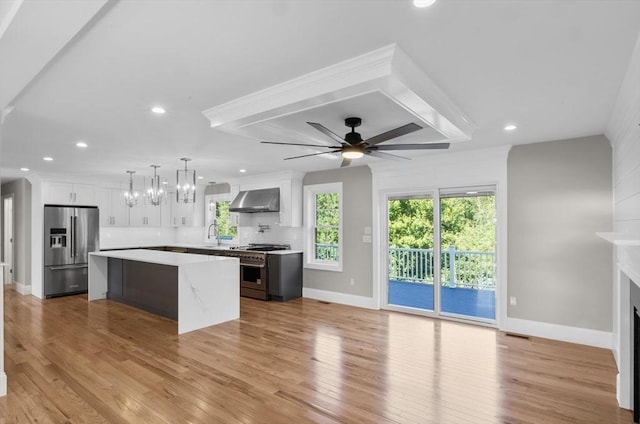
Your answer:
388;280;496;319
0;286;632;423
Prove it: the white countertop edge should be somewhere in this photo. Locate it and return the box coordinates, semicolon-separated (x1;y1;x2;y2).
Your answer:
99;244;302;254
90;249;239;267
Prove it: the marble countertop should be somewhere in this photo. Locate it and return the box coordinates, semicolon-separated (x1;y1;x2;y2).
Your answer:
90;249;239;267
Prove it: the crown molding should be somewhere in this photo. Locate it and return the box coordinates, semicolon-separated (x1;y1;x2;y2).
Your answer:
202;44;475;144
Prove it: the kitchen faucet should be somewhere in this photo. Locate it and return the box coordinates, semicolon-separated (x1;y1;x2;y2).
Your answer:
207;220;219;245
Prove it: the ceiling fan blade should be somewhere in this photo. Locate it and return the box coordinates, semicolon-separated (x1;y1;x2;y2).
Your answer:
364;122;423;146
340;157;352;167
261;141;336;148
283;150;340;160
307;122;345;146
366;150;410;161
373;142;450;151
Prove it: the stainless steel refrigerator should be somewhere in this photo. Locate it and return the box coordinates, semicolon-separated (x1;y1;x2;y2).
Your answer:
43;205;99;298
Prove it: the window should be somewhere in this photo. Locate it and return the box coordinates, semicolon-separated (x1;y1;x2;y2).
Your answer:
207;195;237;241
304;182;342;271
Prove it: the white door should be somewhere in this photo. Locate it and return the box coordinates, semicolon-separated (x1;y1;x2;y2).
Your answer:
3;196;13;284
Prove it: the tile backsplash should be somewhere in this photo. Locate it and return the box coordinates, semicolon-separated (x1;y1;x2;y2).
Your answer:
100;218;302;251
100;227;176;249
237;212;303;250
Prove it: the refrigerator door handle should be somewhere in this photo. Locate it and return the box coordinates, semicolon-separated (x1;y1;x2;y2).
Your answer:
70;216;74;258
74;215;78;257
50;264;88;271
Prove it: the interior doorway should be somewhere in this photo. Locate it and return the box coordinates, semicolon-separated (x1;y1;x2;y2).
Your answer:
3;195;14;285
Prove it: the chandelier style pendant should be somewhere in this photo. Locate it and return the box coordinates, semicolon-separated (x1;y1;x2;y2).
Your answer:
176;157;196;203
146;165;166;206
123;170;139;208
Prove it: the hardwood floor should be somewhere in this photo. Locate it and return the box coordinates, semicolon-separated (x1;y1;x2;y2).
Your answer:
0;287;633;423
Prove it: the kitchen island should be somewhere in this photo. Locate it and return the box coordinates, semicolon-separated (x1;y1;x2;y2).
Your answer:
88;249;239;334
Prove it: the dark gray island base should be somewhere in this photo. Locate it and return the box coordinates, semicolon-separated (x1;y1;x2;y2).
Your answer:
268;253;303;302
128;246;304;302
107;258;178;320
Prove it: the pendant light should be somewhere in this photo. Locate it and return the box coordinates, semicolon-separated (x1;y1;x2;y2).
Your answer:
146;165;166;206
176;157;196;203
123;170;139;207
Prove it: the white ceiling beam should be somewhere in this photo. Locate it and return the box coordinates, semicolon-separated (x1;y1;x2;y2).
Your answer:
0;0;110;111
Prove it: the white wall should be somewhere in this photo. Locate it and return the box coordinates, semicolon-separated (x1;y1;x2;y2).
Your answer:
605;32;640;409
0;107;8;396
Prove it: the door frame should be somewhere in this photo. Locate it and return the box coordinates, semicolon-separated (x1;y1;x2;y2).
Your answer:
2;194;14;285
378;184;502;328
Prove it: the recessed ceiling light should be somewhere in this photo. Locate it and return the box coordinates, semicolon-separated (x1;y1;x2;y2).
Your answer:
162;181;168;185
20;167;29;172
414;0;437;7
239;169;247;173
197;176;204;180
504;124;517;131
466;191;478;195
43;157;53;161
151;106;166;114
76;141;88;148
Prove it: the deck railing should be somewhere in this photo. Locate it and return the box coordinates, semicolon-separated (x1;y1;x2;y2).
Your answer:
390;246;495;290
315;244;495;290
315;243;339;261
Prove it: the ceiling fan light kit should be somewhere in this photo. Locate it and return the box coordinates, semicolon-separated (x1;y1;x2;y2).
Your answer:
262;116;450;167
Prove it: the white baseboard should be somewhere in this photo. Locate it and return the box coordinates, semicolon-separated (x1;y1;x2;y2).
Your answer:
303;288;378;309
15;282;31;295
0;371;6;397
506;317;613;349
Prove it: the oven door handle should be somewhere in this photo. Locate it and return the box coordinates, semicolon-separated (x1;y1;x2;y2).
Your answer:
240;263;265;268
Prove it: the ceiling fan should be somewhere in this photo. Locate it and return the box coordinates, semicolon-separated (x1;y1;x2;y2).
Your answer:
261;117;450;167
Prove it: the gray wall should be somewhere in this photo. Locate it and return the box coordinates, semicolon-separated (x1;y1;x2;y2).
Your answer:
507;135;613;331
1;178;32;287
303;166;373;297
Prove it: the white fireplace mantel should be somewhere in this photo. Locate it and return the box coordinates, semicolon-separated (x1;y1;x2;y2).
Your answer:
596;232;640;246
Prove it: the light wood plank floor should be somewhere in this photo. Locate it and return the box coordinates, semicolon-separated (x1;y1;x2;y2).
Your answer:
0;287;633;423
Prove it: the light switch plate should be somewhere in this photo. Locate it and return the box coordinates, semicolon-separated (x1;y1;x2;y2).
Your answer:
364;226;372;235
362;235;372;243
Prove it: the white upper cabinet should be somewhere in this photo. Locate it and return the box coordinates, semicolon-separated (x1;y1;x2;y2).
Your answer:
278;178;302;227
95;187;130;227
229;184;240;226
42;182;96;206
130;197;162;227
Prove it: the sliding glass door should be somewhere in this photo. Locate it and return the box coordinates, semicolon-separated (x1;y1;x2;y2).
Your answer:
386;187;496;323
439;189;496;321
387;194;436;312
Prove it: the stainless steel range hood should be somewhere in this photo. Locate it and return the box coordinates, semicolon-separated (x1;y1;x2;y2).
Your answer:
229;187;280;213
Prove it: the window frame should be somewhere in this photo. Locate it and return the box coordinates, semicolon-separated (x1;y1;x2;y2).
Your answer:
304;182;343;272
207;193;238;244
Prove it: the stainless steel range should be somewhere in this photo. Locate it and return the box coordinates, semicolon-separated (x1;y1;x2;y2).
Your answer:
226;244;290;300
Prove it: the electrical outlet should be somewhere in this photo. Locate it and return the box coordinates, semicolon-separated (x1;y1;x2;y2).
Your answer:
350;278;355;286
362;235;372;243
509;296;517;306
